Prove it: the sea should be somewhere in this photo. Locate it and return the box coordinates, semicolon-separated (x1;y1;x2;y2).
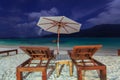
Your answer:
0;37;120;50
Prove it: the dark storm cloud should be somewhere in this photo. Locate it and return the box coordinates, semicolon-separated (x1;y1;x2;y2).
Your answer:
0;1;59;38
0;0;119;38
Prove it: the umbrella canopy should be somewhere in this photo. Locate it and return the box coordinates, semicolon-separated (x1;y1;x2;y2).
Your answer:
37;16;82;53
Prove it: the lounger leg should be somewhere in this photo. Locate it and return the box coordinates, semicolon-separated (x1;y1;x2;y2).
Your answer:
82;70;86;80
16;69;22;80
56;62;60;77
77;68;82;80
69;61;73;76
7;52;9;56
100;68;107;80
42;70;47;80
16;50;18;54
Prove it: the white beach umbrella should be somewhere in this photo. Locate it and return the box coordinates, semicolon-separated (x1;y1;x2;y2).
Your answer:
37;16;82;54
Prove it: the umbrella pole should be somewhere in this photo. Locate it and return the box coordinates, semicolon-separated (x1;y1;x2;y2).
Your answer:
57;27;60;54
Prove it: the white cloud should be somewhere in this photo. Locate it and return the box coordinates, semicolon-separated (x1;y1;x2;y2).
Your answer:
28;7;59;35
87;0;120;25
16;7;59;36
16;7;59;28
28;7;59;19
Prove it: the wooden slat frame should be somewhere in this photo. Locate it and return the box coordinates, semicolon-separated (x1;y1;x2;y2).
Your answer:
68;45;107;80
16;46;55;80
0;49;18;56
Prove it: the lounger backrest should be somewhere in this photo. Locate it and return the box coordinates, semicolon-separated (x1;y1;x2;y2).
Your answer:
20;46;53;60
71;45;102;59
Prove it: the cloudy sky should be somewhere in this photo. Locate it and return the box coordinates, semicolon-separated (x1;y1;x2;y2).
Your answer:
0;0;120;38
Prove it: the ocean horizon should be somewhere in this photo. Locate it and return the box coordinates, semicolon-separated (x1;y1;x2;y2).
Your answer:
0;37;120;50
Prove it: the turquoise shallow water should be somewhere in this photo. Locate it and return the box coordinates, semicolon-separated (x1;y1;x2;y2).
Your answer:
0;37;120;50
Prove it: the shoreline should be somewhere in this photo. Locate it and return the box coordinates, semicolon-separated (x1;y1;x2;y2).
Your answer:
0;45;118;56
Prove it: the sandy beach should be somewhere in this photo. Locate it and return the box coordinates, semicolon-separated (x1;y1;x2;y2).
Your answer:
0;46;120;80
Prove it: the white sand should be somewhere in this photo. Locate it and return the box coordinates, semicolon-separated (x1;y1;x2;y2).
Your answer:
0;47;120;80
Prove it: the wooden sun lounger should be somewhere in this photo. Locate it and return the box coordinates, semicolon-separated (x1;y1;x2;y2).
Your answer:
0;49;18;56
16;46;55;80
68;45;106;80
